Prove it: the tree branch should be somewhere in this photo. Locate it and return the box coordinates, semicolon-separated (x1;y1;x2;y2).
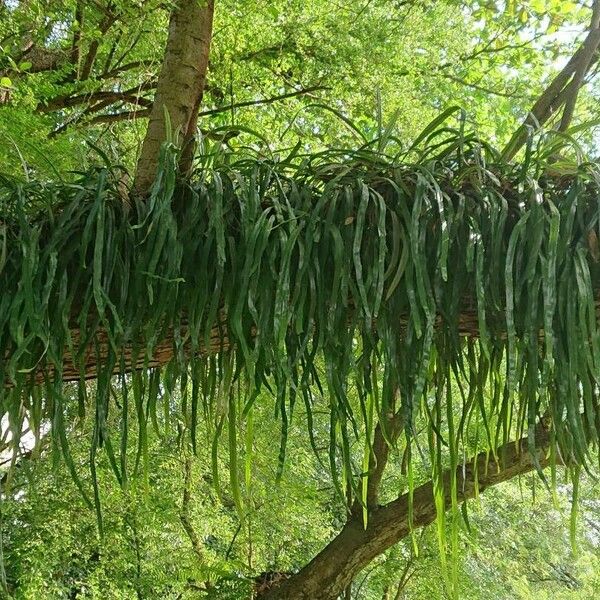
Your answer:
502;0;600;160
261;427;553;599
354;410;403;513
195;85;328;118
450;27;546;67
88;94;154;113
179;455;204;563
56;108;152;133
559;0;600;131
70;1;85;76
89;108;149;123
73;85;326;132
438;72;522;98
40;81;156;112
80;2;118;80
100;60;156;80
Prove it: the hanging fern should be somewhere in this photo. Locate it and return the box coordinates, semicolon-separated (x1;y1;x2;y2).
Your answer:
1;126;600;556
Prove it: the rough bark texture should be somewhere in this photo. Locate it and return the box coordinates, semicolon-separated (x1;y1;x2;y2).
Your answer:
133;0;215;196
17;315;231;387
260;429;552;600
361;413;403;511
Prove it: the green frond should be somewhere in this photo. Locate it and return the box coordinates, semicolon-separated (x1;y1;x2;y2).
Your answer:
1;123;600;588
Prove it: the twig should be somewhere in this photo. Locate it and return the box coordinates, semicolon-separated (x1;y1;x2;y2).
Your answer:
195;85;328;118
179;455;204;563
439;73;523;98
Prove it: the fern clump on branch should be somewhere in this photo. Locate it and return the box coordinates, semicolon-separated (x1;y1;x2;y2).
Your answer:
1;124;599;540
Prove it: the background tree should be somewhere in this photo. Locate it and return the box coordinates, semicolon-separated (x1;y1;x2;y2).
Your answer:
2;386;599;598
2;1;597;172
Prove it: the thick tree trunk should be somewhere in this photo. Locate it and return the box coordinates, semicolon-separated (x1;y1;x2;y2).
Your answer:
260;429;551;600
133;0;214;196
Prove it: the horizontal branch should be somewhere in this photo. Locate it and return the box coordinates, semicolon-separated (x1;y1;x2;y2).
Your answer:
439;72;523;99
100;60;157;79
50;108;152;136
4;296;497;388
84;108;153;126
10;290;597;389
15;312;230;387
40;81;156;112
51;85;328;134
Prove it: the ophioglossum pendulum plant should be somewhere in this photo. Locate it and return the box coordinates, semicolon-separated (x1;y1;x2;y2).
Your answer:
1;1;600;598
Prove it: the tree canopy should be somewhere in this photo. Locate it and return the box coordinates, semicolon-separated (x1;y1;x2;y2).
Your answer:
1;0;600;598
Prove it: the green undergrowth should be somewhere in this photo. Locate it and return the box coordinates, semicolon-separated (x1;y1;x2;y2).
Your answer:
1;120;600;596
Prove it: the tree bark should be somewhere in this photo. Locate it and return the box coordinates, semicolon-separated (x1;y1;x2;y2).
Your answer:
502;0;600;160
133;0;215;196
260;429;552;600
3;297;509;388
361;413;403;511
7;294;600;388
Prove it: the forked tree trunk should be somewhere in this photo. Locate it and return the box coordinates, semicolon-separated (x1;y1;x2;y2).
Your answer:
259;430;552;600
133;0;215;196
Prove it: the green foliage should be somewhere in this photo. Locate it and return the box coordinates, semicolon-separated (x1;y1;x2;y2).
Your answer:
390;476;600;600
1;119;600;560
1;0;595;174
0;387;335;598
2;1;600;597
1;386;598;599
